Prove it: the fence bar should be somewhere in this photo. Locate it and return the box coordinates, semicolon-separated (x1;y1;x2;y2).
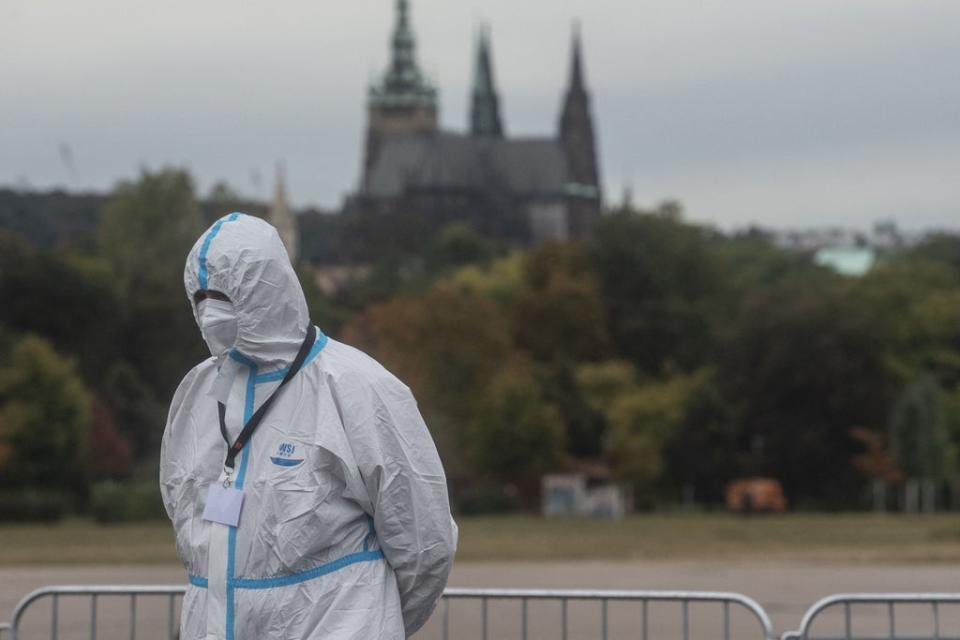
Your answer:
8;586;187;640
561;598;568;640
888;601;894;639
90;594;97;640
52;593;59;640
480;596;487;640
442;598;449;640
723;600;730;640
642;599;648;640
521;598;528;640
5;585;777;640
601;598;608;640
933;601;940;640
782;593;960;640
168;593;175;640
442;588;774;640
129;594;136;640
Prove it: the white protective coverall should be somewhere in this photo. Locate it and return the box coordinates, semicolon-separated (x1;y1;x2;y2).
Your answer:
160;213;457;640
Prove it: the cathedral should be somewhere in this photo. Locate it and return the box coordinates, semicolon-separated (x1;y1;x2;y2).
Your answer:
348;0;603;244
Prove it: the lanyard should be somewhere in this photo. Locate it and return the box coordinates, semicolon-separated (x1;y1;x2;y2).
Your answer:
218;324;317;473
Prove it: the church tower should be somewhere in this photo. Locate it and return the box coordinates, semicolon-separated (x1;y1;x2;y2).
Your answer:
470;27;504;138
269;161;299;263
558;24;601;199
364;0;438;181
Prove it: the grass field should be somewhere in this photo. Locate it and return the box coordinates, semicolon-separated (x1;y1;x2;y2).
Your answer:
1;514;960;565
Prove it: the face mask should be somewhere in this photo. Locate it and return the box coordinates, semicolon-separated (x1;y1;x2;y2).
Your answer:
197;298;239;357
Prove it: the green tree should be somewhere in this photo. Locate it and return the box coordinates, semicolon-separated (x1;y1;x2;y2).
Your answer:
98;169;207;398
99;168;204;293
576;360;638;410
449;252;525;306
512;243;610;363
468;366;565;481
592;204;727;375
907;233;960;279
605;375;699;498
424;223;497;274
577;360;701;499
0;233;122;382
341;283;513;475
889;375;952;484
853;258;957;381
718;272;896;506
102;362;164;462
0;336;91;495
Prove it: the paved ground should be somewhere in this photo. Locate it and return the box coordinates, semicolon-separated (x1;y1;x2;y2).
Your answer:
1;560;958;638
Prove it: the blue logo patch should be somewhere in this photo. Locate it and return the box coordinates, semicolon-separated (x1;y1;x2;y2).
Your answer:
270;442;304;467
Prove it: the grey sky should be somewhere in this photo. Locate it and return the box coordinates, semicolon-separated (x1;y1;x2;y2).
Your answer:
2;0;958;230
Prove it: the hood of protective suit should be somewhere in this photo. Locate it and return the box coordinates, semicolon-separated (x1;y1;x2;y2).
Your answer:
184;213;309;367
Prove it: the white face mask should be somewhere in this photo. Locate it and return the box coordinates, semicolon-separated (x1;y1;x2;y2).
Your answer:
197;298;239;357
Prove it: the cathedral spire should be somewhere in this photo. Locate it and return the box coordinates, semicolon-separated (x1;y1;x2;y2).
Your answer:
568;21;585;94
470;25;504;137
269;161;298;263
369;0;437;110
364;0;439;179
559;21;600;194
391;0;415;75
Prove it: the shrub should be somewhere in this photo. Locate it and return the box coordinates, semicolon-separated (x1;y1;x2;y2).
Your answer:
0;490;67;523
455;481;522;515
90;481;166;523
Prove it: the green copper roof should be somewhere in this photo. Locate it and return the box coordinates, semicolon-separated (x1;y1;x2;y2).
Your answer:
814;246;876;276
369;0;438;110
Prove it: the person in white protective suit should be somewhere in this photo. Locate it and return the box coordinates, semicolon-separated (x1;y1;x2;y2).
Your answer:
160;213;457;640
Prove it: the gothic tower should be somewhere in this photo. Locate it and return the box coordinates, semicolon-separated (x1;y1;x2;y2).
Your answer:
363;0;438;182
269;161;299;263
470;26;504;138
558;24;601;198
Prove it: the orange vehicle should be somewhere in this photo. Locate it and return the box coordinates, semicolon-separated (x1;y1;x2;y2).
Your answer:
725;477;788;513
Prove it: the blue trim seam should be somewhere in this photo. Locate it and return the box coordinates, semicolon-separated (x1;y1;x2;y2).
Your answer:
223;327;326;640
190;550;384;591
225;358;255;640
197;212;240;290
229;330;328;384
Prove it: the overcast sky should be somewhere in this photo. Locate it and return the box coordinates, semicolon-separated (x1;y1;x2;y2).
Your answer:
2;0;958;230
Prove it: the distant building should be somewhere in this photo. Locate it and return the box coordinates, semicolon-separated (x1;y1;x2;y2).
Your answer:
347;0;603;244
542;464;633;519
269;162;299;263
814;246;876;276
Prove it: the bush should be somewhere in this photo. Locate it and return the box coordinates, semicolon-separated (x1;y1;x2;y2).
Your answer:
90;481;166;523
0;490;67;523
455;481;522;515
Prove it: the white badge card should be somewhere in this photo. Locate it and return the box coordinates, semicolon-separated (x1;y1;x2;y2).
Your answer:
202;483;245;527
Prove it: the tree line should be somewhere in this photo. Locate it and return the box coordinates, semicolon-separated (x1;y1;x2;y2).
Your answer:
1;168;959;519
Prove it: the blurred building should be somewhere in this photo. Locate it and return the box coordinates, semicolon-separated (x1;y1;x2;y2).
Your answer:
347;0;602;244
269;162;299;263
813;246;876;276
542;464;633;519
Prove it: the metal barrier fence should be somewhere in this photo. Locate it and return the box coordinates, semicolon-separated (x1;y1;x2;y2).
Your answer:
5;586;184;640
1;585;776;640
440;588;775;640
782;594;960;640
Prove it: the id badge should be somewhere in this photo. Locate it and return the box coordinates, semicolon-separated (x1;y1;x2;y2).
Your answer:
202;483;245;527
